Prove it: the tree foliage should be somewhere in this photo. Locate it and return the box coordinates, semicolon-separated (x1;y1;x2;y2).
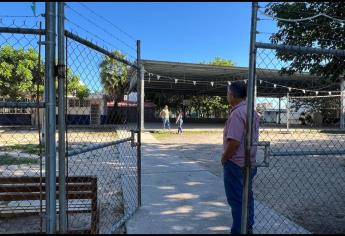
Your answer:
266;2;345;124
201;56;235;67
0;45;89;101
266;2;345;81
66;69;90;100
0;45;42;100
99;50;128;105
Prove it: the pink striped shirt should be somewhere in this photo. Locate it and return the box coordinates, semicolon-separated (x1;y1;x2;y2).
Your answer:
223;101;259;167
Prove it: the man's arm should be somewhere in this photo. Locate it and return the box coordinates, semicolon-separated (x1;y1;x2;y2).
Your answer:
221;138;240;165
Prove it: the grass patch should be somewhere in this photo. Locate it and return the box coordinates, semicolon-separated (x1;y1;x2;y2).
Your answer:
151;130;222;140
0;144;43;155
0;154;39;166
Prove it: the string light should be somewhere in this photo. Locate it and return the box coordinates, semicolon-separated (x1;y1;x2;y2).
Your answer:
143;70;341;95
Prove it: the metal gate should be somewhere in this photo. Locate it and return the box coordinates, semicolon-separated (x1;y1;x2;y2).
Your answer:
244;2;345;234
0;2;142;234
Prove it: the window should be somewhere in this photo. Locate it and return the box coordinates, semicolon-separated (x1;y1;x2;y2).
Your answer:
69;99;75;107
75;99;80;107
80;100;90;107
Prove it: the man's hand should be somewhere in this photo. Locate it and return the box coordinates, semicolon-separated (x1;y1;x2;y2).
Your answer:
221;139;240;166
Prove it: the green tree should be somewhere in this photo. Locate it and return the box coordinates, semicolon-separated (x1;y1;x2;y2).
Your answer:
0;45;42;100
66;69;90;100
99;50;128;106
266;2;345;80
266;2;344;124
206;56;235;66
0;45;90;101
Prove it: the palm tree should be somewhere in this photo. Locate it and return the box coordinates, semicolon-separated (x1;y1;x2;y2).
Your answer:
99;50;129;106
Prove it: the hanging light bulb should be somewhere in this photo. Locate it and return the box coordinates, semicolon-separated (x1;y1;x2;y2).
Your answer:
302;89;306;94
288;87;292;92
227;81;231;85
329;91;332;95
274;84;277;89
315;91;319;95
259;80;262;84
175;79;178;84
193;81;196;86
211;81;214;87
157;75;160;80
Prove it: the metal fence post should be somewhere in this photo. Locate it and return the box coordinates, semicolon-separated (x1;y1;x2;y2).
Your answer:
136;40;142;207
57;1;67;233
241;2;258;234
340;79;345;130
287;93;290;132
45;2;57;234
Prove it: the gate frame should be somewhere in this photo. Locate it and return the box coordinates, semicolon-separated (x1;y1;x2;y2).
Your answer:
245;2;345;234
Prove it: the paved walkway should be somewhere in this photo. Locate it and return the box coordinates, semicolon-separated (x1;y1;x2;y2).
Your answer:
125;132;310;234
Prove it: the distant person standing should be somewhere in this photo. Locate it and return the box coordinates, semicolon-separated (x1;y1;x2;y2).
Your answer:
222;81;259;234
160;105;171;130
176;110;184;134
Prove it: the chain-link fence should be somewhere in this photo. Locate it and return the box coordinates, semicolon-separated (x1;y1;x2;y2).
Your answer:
252;45;345;234
64;30;139;234
0;3;141;234
0;19;47;234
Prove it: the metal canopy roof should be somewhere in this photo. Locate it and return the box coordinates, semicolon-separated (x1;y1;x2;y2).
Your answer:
140;59;340;98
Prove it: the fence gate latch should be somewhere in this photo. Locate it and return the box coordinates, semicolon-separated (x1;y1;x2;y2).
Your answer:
130;129;139;147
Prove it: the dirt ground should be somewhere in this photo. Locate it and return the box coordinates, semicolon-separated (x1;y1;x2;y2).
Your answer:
153;130;345;234
0;128;136;234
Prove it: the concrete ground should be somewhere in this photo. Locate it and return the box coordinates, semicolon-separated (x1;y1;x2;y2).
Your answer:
125;132;310;234
143;122;224;132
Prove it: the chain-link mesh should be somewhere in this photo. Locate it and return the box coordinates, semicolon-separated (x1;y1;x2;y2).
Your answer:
253;47;345;234
0;16;139;233
0;19;46;234
65;32;138;234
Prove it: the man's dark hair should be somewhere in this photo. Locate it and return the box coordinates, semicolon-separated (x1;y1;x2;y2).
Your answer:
228;81;247;98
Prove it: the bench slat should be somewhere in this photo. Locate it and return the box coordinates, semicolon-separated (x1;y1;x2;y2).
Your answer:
0;176;96;184
0;191;94;201
0;183;94;193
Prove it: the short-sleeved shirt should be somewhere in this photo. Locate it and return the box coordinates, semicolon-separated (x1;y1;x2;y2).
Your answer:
161;109;170;119
223;100;259;167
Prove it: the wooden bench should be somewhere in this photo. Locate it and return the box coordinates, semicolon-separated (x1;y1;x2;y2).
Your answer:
0;176;99;234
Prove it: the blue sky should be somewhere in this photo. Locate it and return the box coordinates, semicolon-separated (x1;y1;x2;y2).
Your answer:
0;2;283;107
0;2;276;67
